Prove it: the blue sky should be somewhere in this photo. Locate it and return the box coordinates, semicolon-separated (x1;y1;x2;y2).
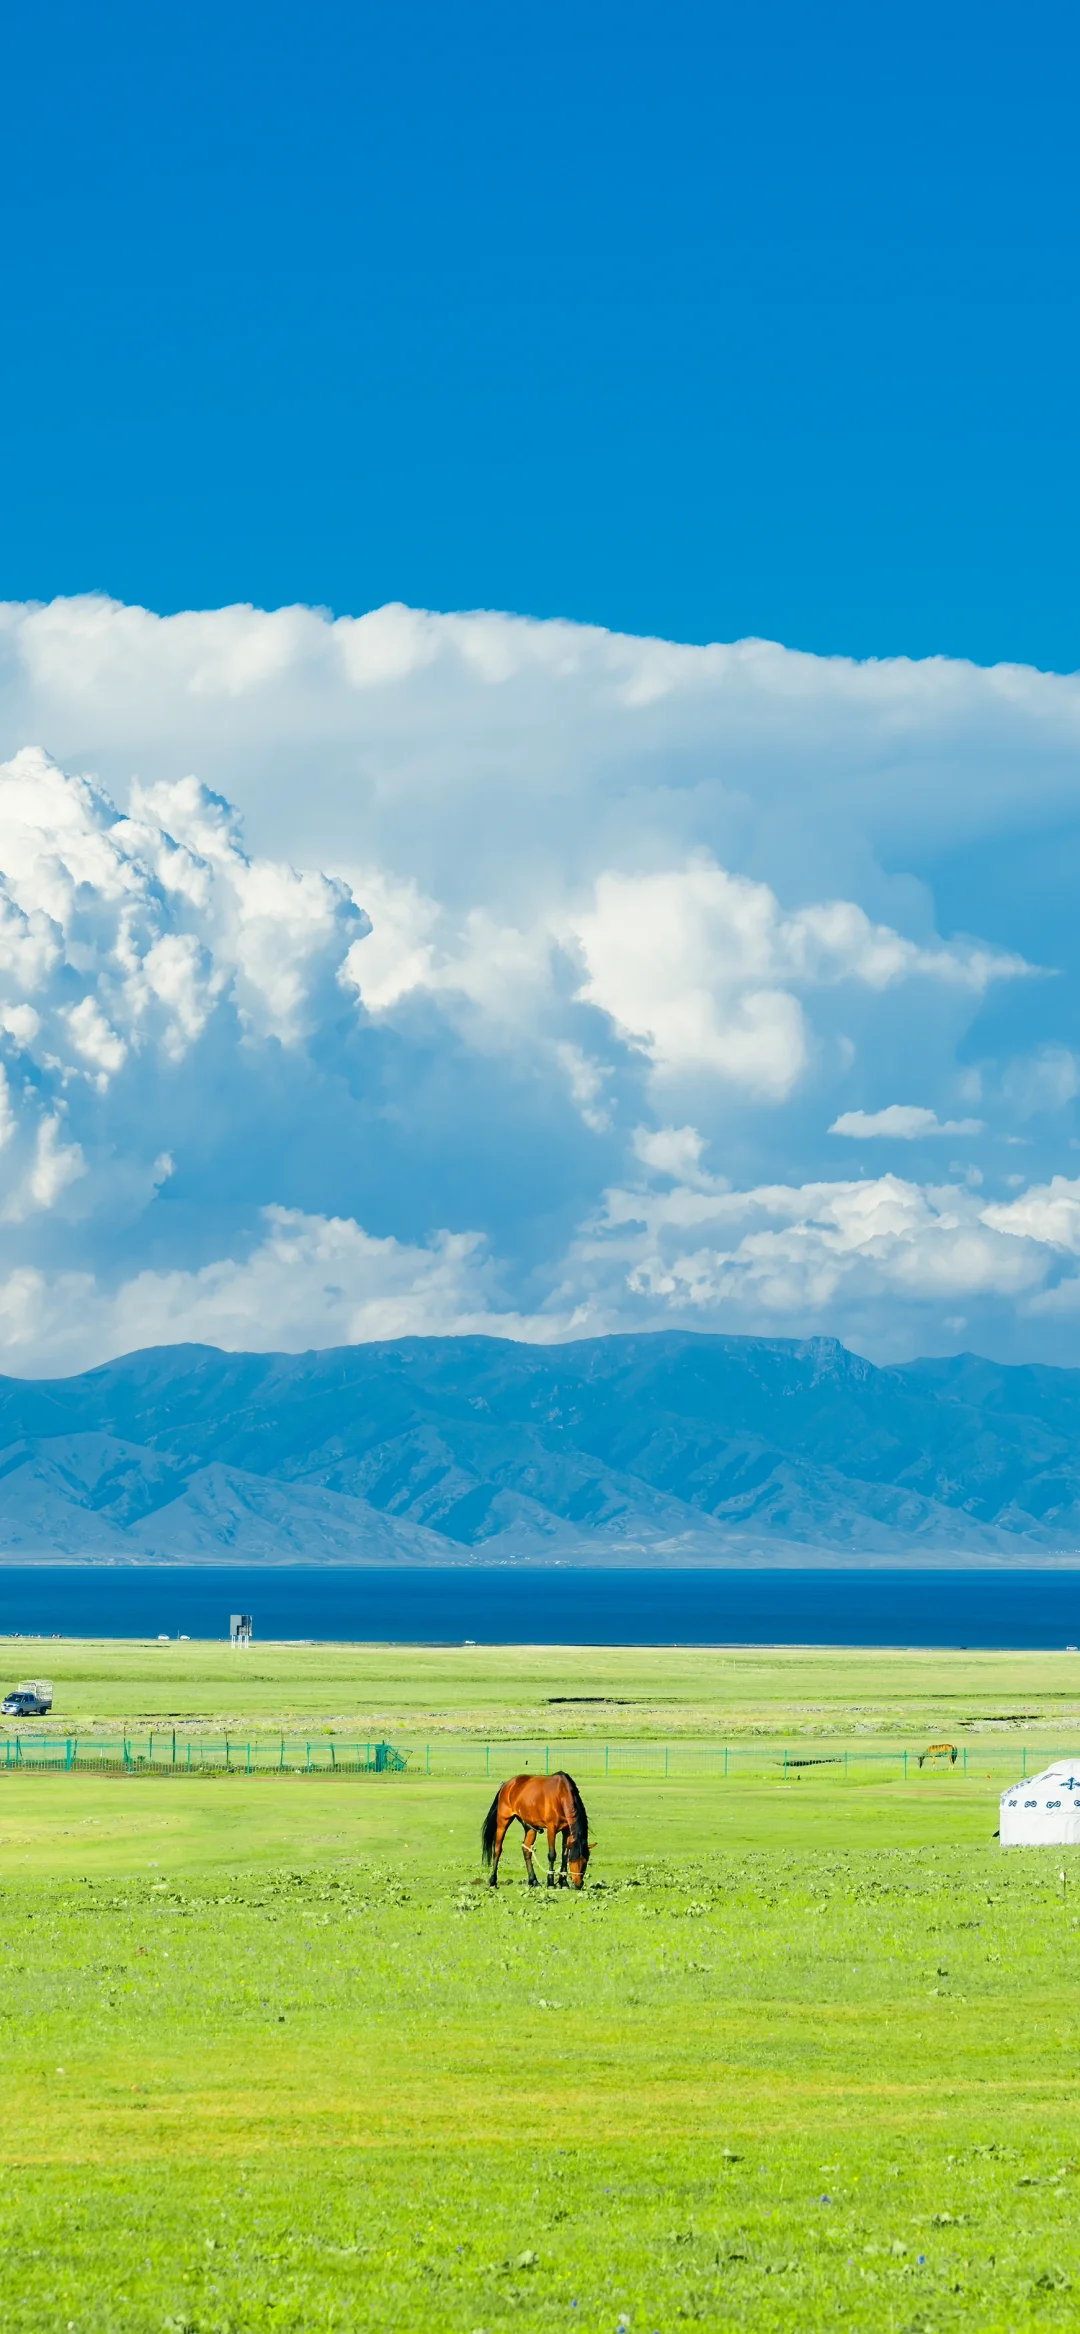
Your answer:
5;0;1079;665
0;8;1079;1376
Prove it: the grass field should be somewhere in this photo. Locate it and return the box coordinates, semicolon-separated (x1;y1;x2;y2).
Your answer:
2;1640;1080;2331
8;1634;1080;1740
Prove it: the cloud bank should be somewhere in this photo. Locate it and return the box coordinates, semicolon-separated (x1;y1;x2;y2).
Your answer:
0;595;1079;1371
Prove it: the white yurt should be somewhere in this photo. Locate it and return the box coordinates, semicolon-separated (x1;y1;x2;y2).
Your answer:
1000;1761;1080;1845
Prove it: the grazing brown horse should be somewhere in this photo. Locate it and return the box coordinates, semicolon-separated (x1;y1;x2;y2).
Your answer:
481;1771;591;1889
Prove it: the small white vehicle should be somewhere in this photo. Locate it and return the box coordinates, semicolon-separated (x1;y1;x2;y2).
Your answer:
1;1679;53;1716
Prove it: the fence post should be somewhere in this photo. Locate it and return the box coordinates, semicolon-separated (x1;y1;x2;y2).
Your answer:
247;1742;252;1773
330;1742;336;1770
963;1747;968;1773
172;1730;177;1766
149;1733;153;1765
724;1746;729;1778
426;1742;431;1775
306;1742;311;1770
280;1736;285;1769
187;1740;191;1770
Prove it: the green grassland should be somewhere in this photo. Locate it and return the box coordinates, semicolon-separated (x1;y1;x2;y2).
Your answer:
8;1633;1080;1743
2;1642;1080;2331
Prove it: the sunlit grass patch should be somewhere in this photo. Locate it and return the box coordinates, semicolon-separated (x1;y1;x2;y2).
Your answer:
0;1647;1078;2327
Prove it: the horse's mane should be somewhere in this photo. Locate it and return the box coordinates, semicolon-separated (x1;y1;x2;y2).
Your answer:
560;1771;589;1860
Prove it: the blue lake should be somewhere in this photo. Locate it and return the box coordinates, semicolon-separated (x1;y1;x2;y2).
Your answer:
0;1566;1079;1647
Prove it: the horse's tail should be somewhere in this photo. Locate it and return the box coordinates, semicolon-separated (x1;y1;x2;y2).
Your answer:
561;1771;590;1858
480;1788;502;1868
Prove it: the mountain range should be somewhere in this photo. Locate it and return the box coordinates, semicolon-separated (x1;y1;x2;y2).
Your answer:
0;1331;1079;1565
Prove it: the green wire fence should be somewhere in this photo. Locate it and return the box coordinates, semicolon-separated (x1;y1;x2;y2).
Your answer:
399;1740;1053;1781
0;1734;1059;1779
0;1735;406;1774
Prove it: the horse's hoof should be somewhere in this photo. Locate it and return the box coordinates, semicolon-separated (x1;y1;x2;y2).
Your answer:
558;1876;568;1889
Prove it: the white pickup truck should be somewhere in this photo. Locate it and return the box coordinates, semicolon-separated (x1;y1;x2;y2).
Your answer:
1;1679;53;1716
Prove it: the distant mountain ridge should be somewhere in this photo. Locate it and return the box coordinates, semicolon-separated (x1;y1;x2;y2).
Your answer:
0;1330;1080;1566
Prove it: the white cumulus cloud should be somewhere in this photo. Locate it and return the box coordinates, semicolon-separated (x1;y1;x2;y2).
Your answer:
0;1207;585;1378
0;597;1076;1369
830;1106;986;1139
0;745;368;1247
982;1176;1080;1255
566;864;1020;1098
566;1165;1059;1359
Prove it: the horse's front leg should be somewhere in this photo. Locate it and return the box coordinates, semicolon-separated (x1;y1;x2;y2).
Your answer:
546;1821;558;1887
522;1826;540;1887
557;1828;570;1888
